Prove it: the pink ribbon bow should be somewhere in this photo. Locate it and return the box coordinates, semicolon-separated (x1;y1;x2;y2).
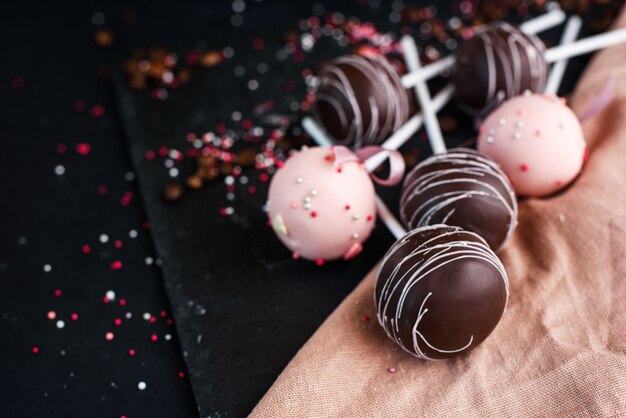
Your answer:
332;145;406;186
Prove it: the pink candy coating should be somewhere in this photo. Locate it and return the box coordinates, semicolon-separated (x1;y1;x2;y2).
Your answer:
267;146;376;261
477;93;586;197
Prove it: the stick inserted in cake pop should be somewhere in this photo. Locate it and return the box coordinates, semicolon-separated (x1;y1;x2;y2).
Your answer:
401;35;446;155
374;196;406;240
400;7;566;87
545;16;583;94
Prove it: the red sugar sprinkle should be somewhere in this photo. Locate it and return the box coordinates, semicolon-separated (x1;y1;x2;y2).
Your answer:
145;150;156;160
252;38;265;50
149;316;157;323
110;260;123;270
292;252;300;260
54;289;63;297
114;318;123;326
247;185;257;195
74;99;86;111
97;185;108;195
388;367;396;373
76;143;91;156
276;161;284;169
105;332;114;341
336;167;342;173
103;296;110;304
114;240;123;248
47;311;57;320
32;346;39;354
118;298;127;306
82;245;91;254
583;148;589;161
315;258;324;266
259;173;269;182
150;334;158;342
310;211;318;218
56;143;67;154
362;316;370;322
158;146;168;157
160;311;167;318
166;319;173;325
70;313;79;321
178;372;185;378
128;349;136;356
12;75;25;89
520;164;529;172
366;215;373;222
344;205;350;210
90;105;105;118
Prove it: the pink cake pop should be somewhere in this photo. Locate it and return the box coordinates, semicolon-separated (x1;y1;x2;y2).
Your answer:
477;92;586;197
267;146;377;262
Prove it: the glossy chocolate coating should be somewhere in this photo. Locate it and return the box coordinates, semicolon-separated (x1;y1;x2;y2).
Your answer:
452;22;548;117
313;54;413;147
375;225;509;360
400;148;517;251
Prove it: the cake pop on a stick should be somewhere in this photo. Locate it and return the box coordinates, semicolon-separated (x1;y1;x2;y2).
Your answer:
267;146;377;263
312;54;414;148
402;12;626;116
399;34;518;251
375;222;509;360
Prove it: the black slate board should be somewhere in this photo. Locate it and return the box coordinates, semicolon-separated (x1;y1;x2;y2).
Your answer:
113;1;591;416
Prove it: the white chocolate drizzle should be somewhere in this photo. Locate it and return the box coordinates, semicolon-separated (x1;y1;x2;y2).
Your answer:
314;55;411;147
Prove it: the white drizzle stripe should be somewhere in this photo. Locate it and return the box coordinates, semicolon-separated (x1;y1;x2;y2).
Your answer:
375;225;509;361
400;148;518;250
314;55;410;147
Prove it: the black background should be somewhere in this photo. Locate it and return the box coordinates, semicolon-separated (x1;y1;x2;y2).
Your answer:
0;1;615;417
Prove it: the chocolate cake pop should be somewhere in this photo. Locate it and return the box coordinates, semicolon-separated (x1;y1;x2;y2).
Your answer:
452;22;548;117
375;224;509;360
267;146;376;262
400;148;517;251
313;55;414;148
477;92;586;197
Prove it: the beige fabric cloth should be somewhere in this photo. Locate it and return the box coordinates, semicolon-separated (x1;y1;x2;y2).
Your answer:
251;11;626;418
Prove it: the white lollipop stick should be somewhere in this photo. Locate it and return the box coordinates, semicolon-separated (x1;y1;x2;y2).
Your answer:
401;7;566;88
545;26;626;63
375;196;406;240
545;16;583;94
518;5;566;35
364;83;454;170
401;55;455;88
402;36;447;155
302;117;334;147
